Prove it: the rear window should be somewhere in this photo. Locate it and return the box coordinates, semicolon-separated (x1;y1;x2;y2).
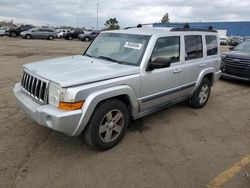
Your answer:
206;35;218;56
185;35;203;60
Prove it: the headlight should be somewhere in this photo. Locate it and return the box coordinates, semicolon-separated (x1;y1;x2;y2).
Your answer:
48;83;61;107
48;83;84;110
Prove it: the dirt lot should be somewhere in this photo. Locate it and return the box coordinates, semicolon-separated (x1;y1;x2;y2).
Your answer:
0;37;250;188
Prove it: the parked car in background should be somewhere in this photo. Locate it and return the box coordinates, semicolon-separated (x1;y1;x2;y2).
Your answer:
228;36;244;46
221;40;250;81
5;25;34;37
64;29;85;40
244;36;250;41
56;29;70;38
79;30;101;41
219;36;228;45
20;28;58;40
0;26;8;36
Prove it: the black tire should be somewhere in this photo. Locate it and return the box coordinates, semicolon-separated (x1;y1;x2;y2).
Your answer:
84;99;129;151
84;37;90;42
25;34;32;39
187;78;211;108
68;36;72;40
10;31;17;37
48;35;54;40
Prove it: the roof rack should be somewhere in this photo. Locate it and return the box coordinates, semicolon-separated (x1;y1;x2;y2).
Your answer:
124;23;217;33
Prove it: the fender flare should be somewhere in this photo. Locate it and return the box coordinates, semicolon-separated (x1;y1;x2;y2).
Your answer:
193;67;215;92
72;85;139;136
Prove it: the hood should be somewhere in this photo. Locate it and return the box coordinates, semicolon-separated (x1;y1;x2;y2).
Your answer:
23;55;140;87
224;50;250;59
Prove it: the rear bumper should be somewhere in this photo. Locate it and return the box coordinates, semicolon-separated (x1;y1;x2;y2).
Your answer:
13;83;82;136
214;70;222;83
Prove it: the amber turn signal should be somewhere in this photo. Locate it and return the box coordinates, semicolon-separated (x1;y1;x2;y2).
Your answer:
58;101;84;110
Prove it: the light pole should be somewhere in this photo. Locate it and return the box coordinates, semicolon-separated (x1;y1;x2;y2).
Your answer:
96;2;99;30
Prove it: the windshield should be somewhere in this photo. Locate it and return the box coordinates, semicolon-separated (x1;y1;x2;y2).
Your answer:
85;33;150;66
234;41;250;51
29;28;37;32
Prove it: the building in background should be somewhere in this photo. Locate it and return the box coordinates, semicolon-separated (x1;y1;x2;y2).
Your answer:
153;22;250;37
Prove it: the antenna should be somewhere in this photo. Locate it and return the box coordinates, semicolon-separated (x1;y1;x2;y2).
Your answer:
96;2;99;30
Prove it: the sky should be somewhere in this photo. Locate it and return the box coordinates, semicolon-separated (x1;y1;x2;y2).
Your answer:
0;0;250;29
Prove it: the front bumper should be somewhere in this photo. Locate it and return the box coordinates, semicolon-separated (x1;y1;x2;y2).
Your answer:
221;73;250;81
221;63;250;81
13;83;82;136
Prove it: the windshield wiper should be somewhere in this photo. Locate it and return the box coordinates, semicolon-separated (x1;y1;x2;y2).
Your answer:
98;56;118;62
85;53;93;58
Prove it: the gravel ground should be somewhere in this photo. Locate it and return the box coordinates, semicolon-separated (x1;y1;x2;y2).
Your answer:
0;37;249;188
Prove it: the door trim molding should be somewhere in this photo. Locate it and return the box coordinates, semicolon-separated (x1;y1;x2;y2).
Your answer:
139;82;196;103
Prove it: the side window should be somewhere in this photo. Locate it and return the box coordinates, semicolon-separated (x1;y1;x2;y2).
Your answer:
151;36;180;63
185;35;203;60
206;35;218;56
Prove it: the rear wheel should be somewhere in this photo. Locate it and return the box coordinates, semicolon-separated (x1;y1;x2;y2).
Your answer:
187;78;211;108
10;31;17;37
84;99;129;150
25;34;31;39
68;36;72;40
48;35;54;40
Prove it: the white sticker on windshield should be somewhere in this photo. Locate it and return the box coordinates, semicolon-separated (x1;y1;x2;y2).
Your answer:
124;42;142;50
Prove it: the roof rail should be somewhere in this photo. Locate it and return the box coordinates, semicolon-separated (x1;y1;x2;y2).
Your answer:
170;27;217;33
169;23;217;32
124;23;153;29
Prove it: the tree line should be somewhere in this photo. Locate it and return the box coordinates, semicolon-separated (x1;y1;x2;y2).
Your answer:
105;12;170;30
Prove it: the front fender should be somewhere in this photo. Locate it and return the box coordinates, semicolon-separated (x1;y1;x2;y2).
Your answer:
71;85;139;136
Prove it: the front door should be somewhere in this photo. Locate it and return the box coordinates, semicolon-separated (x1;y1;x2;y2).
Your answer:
140;36;185;111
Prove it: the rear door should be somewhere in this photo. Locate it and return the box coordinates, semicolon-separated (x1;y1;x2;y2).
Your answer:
181;35;205;94
181;34;220;95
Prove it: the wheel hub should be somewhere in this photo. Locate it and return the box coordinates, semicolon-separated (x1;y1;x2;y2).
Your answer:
99;109;124;143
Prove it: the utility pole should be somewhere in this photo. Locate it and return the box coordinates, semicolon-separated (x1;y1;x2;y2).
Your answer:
96;2;99;30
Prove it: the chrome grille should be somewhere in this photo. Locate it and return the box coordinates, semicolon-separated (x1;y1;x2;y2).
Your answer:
223;56;250;70
21;71;48;104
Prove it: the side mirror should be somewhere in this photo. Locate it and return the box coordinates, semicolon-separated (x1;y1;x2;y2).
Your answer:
229;46;234;50
146;57;172;71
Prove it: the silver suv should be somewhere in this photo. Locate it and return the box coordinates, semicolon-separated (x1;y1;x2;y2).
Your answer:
13;28;221;150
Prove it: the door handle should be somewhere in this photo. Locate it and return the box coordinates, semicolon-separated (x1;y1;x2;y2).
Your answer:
199;63;206;67
173;68;183;74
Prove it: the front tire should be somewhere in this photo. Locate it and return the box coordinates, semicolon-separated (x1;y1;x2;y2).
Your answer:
84;99;129;150
84;37;90;42
187;78;211;108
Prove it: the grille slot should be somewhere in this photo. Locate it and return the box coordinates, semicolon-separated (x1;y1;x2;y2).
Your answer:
21;71;48;103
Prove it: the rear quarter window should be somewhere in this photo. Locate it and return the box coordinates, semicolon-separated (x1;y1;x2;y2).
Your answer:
206;35;218;56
